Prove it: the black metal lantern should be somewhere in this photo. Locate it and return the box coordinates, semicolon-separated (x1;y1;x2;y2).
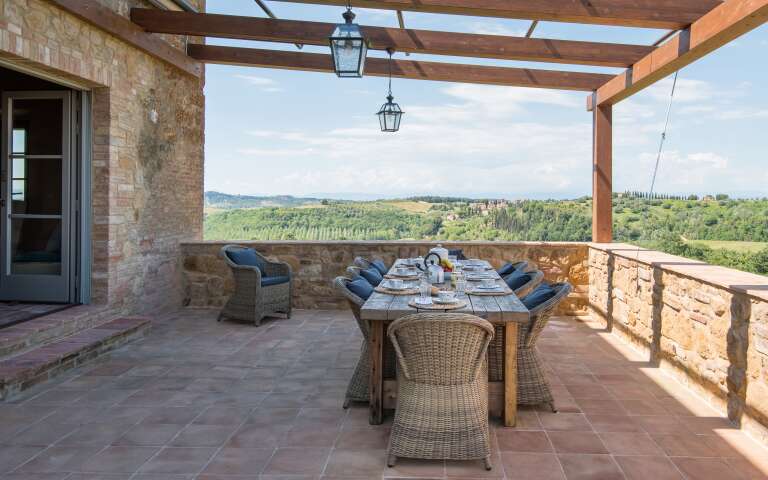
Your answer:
376;49;404;132
329;2;367;78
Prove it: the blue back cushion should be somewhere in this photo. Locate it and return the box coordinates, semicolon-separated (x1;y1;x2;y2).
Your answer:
371;259;388;275
348;278;374;300
497;262;520;276
522;283;557;310
261;276;290;287
505;270;532;291
359;267;383;286
227;248;266;275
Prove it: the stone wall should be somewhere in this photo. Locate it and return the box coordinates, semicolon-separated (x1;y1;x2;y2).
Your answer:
589;243;768;446
181;241;590;315
0;0;205;314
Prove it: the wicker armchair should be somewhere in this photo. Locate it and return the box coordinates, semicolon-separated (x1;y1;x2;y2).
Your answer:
517;282;572;411
333;276;396;408
488;270;545;382
386;313;495;471
497;260;529;276
218;245;292;326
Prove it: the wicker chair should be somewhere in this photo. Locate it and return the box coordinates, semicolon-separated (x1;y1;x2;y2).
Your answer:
517;282;572;411
488;270;545;382
218;245;292;326
354;256;390;273
386;313;495;471
333;276;396;408
488;282;572;412
497;260;529;276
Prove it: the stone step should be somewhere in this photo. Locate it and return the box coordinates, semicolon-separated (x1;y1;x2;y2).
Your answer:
0;305;114;359
0;317;151;400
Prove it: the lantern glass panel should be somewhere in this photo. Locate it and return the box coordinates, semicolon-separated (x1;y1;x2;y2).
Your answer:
330;23;367;78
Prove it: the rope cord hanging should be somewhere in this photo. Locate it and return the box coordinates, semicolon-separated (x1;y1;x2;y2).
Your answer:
634;71;679;290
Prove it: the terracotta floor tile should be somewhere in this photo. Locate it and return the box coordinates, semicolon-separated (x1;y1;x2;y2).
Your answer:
9;423;78;447
170;425;237;447
79;446;159;473
726;457;768;480
446;454;504;478
619;399;670;416
140;407;203;425
226;424;288;448
586;415;642;433
574;399;627;416
0;446;46;472
200;447;274;475
138;447;218;474
192;406;252;425
548;432;608;454
335;427;391;450
114;424;184;447
281;426;341;447
614;455;683;480
324;448;386;476
564;384;612;400
16;446;102;473
57;423;133;446
652;434;719;457
633;416;687;435
500;452;565;480
539;413;593;432
599;432;663;456
557;454;624;480
262;447;330;475
495;431;552;452
672;457;746;480
384;457;445;478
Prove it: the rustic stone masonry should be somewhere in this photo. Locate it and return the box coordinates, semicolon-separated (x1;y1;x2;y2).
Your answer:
589;243;768;447
0;0;206;314
180;241;590;316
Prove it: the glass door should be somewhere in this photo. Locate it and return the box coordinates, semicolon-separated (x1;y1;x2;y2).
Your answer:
0;91;72;302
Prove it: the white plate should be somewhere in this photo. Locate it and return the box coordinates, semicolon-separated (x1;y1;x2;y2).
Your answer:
384;282;408;291
476;285;502;290
414;297;433;305
434;297;459;304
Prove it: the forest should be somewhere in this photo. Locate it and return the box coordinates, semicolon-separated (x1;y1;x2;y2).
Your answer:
204;192;768;275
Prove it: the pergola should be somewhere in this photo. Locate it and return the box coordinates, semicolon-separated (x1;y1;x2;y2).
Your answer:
54;0;768;242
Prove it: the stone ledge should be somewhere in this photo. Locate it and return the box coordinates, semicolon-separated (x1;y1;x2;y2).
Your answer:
590;242;768;303
0;317;151;401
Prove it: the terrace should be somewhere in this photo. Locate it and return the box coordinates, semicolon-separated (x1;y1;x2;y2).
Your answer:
1;1;768;479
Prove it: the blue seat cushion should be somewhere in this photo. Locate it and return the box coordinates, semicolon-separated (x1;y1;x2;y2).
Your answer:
261;275;290;287
371;259;388;275
227;248;267;275
504;270;532;291
522;283;557;310
359;267;383;287
347;277;374;300
497;261;522;276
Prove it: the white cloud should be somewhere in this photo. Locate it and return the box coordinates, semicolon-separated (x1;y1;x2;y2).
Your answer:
646;78;715;104
467;22;526;37
234;74;284;92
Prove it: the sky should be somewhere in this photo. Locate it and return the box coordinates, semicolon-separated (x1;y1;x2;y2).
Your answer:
203;1;768;200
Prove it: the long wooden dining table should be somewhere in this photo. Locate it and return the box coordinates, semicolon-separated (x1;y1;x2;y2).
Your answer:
360;258;530;427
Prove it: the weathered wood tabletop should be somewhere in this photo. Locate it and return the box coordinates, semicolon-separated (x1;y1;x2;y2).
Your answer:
360;258;530;427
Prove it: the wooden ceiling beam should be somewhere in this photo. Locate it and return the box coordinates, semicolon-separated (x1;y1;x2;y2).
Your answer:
187;44;613;91
47;0;202;77
131;9;653;68
589;0;768;109
267;0;722;29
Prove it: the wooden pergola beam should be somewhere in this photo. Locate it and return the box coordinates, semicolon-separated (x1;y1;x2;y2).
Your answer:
187;44;613;91
268;0;722;29
46;0;202;77
131;9;653;68
590;0;768;109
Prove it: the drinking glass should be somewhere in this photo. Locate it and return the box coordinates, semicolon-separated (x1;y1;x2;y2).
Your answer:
455;272;466;295
419;274;431;299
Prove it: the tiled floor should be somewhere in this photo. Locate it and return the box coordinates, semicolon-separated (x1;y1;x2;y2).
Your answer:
0;302;73;330
1;308;767;479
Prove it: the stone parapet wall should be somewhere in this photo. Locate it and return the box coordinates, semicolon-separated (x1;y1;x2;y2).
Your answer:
180;241;590;315
589;243;768;446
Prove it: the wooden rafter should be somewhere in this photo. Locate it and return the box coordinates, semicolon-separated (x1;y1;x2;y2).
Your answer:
589;0;768;109
131;9;653;68
268;0;722;29
47;0;201;77
187;44;613;91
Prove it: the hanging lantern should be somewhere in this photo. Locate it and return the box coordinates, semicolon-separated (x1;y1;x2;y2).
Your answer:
329;2;367;78
377;49;404;132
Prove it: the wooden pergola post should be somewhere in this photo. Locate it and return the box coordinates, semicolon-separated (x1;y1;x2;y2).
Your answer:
592;96;612;243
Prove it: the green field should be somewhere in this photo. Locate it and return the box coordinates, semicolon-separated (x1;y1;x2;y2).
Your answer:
204;192;768;276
